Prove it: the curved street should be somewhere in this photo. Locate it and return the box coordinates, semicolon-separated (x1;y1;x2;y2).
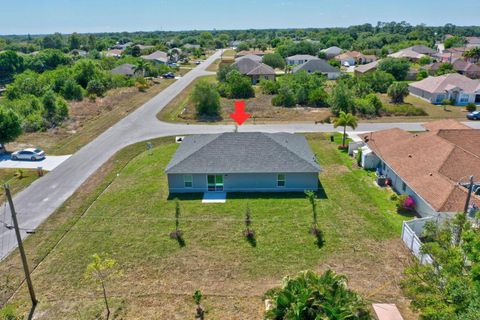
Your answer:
1;49;479;260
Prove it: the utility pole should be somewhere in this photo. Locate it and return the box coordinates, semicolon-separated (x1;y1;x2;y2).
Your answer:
4;184;37;306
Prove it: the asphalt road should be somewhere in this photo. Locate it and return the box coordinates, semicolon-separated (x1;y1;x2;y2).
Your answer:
1;49;479;260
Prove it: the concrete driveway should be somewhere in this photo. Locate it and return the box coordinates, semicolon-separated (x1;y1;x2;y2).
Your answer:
0;155;71;171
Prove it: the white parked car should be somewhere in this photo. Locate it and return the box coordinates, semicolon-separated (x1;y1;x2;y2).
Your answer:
11;148;46;161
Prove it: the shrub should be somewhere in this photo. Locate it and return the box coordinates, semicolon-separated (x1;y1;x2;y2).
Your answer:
225;70;255;99
397;194;415;212
135;77;150;92
307;87;329;107
466;103;477;112
61;78;84;100
86;79;107;97
416;69;429;80
260;79;279;95
191;80;221;117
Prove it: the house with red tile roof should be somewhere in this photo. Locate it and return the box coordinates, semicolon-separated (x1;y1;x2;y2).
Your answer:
359;120;480;217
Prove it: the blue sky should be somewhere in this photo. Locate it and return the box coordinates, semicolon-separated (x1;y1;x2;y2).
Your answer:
2;0;480;35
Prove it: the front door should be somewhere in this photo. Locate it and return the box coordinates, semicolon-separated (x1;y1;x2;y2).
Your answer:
207;175;224;192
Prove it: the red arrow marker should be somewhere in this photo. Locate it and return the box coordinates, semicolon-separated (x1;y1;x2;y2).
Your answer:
230;100;251;126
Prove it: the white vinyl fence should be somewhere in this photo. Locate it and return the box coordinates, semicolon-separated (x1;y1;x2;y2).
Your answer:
401;218;434;265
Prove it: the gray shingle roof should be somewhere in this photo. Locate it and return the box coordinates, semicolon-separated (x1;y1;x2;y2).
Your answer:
110;63;136;76
293;58;340;73
232;58;275;75
165;132;321;174
286;54;317;61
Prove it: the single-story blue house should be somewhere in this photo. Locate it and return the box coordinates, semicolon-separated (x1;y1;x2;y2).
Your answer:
165;132;321;193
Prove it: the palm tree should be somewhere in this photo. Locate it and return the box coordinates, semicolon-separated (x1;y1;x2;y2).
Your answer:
333;111;358;148
464;47;480;63
265;270;371;320
133;60;148;77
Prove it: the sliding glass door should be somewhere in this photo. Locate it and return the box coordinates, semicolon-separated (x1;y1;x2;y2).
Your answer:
207;175;224;191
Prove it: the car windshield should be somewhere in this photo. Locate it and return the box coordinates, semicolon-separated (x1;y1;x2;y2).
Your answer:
33;148;42;153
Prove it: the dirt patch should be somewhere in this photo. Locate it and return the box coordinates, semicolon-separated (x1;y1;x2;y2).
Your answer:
321;238;418;319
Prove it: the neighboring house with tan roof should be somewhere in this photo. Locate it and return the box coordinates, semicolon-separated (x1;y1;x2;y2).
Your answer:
231;58;275;84
388;48;426;61
409;73;480;105
358;121;480;218
335;51;376;66
354;60;380;75
105;49;123;58
425;60;480;79
235;50;266;58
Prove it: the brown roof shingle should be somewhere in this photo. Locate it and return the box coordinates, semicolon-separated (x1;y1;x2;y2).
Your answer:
362;121;480;213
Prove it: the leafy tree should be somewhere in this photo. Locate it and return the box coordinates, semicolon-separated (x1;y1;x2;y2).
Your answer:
5;71;46;100
328;82;355;115
42;32;64;49
85;254;120;320
402;217;480;320
418;55;432;65
69;32;82;50
265;270;371;320
87;79;107;97
378;58;410;81
42;90;68;126
361;70;395;93
387;82;409;103
27;49;71;72
436;62;456;76
61;78;84;100
191;80;221;117
464;47;480;63
416;69;429;80
0;106;22;147
131;45;141;57
235;42;250;52
217;64;237;83
222;70;255;99
333;111;358;147
259;79;279;95
355;93;383;116
262;53;285;69
307;87;329;107
444;35;466;49
73;59;103;88
0;51;24;80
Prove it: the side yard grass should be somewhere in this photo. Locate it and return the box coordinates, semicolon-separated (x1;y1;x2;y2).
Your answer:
2;133;416;319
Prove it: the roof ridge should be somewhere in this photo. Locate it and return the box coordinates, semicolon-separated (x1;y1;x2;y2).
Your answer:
263;133;320;171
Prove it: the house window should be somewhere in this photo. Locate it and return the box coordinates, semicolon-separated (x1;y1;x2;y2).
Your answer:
277;174;286;187
436;94;445;103
402;181;407;192
382;162;386;171
184;175;193;188
460;94;469;103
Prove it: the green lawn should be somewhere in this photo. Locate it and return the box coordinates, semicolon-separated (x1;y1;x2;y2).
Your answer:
0;168;40;195
2;134;416;319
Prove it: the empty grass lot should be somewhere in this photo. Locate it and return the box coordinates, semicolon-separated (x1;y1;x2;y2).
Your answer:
3;134;416;319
